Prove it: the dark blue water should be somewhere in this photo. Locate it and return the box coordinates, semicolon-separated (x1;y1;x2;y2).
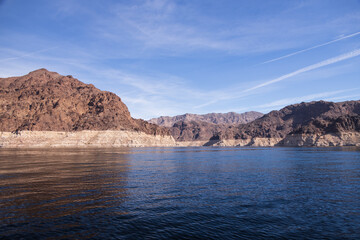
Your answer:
0;147;360;239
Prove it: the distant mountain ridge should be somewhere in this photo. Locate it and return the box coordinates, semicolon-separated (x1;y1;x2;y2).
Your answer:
169;100;360;146
148;111;264;127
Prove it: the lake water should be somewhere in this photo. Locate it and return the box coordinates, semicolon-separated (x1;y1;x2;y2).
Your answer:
0;147;360;239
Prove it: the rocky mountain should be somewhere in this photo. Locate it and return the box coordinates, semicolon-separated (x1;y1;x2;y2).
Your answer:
0;69;169;136
170;100;360;146
229;100;360;139
148;111;263;127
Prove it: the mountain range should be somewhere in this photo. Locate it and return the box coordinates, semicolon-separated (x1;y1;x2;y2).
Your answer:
165;100;360;144
148;111;263;127
0;69;359;147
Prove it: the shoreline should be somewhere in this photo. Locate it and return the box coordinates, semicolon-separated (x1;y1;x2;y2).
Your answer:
1;131;359;148
0;130;176;148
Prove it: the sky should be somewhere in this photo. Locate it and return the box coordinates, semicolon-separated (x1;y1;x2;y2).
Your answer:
0;0;360;119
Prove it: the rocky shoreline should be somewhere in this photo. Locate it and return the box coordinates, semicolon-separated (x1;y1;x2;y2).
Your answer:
1;131;359;148
176;132;360;147
280;132;360;147
0;130;175;148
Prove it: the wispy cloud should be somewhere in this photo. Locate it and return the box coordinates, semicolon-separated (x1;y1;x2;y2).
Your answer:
98;0;236;53
227;89;358;113
252;89;357;110
244;48;360;93
194;49;360;109
204;89;359;114
0;47;59;63
261;31;360;64
324;94;360;102
92;0;360;56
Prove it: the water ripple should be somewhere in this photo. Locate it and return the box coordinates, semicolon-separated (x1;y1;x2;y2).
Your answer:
0;147;360;239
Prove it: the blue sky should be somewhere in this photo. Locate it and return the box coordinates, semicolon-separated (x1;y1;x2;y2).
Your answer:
0;0;360;119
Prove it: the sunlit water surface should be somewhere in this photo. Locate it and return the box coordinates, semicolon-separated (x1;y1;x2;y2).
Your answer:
0;147;360;239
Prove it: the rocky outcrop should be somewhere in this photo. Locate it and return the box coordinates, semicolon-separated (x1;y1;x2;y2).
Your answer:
148;111;263;127
0;69;169;136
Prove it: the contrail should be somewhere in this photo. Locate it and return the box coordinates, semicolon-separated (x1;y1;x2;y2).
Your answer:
261;31;360;64
195;48;360;109
245;48;360;93
0;46;59;62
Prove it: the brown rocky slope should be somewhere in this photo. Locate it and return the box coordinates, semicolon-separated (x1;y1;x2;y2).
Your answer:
0;69;169;136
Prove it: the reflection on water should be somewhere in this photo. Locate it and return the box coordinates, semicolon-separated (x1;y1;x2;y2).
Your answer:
0;147;360;239
0;149;130;239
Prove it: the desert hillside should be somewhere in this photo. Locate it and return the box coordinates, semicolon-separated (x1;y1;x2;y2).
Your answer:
0;69;169;136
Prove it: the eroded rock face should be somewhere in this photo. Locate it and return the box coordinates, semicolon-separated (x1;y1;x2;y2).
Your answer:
0;69;169;136
148;111;263;127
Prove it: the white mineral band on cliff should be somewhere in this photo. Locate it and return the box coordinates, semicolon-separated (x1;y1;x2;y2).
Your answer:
1;131;359;148
0;131;176;148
